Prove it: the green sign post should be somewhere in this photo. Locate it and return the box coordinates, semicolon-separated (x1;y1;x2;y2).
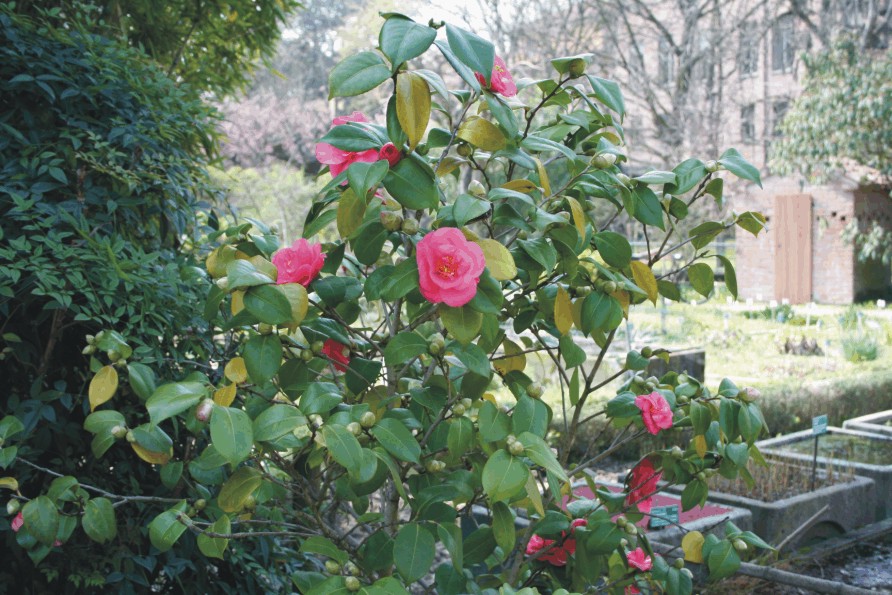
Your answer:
649;505;679;529
811;414;829;491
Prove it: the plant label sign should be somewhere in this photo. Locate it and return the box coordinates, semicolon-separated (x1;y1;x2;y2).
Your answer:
649;505;679;529
812;414;829;436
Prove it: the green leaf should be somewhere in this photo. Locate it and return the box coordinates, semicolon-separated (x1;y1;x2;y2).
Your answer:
517;432;568;482
725;442;749;468
478;401;510;443
452;194;490;227
586;75;625;117
719;148;762;188
148;504;189;552
384;332;428;367
463;526;496;565
315;276;364;307
243;334;282;385
520;238;557;272
680;480;708;512
634;170;677;185
451;342;491;377
84;410;126;435
379;258;419;302
441;304;483;345
593;232;632;268
226;260;274;289
253;404;305;444
736;211;767;236
632;186;665;230
210;406;254;465
380;16;437;71
346;358;382;395
127;363;156;401
319;122;384;152
146;382;206;425
22;496;59;547
688;263;715;297
447;417;474;459
716;255;737;299
445;25;494;84
665;159;707;195
551;53;594;75
482;450;529;502
0;416;24;441
394;523;436;583
437;523;464;572
383;156;439;210
585;519;625;553
511;396;550;437
329;51;391;99
370;418;421;463
244;285;293;325
707;540;741;580
321;424;363;475
82;497;116;544
301;535;349;565
689;221;725;250
197;515;230;559
347;160;389;201
492;501;516;554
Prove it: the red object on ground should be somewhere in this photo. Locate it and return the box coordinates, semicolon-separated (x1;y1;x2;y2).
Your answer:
566;485;734;526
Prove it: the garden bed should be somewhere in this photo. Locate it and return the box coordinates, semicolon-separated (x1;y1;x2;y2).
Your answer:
843;409;892;437
758;427;892;519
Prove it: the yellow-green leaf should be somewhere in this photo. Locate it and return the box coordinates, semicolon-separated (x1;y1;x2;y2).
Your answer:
436;156;466;176
457;116;506;151
693;434;707;458
231;290;245;315
0;477;18;491
682;530;705;563
396;72;431;151
218;466;262;513
476;238;516;281
337;188;366;238
566;196;586;239
501;179;537;194
554;285;573;335
89;366;118;412
493;339;526;375
224;358;248;384
630;260;659;305
533;156;551;196
214;383;237;407
131;443;172;465
524;473;545;517
278;283;309;327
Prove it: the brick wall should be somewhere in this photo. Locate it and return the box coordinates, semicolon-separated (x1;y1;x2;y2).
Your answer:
735;177;862;304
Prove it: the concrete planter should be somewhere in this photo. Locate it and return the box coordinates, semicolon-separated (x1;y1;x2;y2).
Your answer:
676;473;877;547
843;410;892;436
757;426;892;520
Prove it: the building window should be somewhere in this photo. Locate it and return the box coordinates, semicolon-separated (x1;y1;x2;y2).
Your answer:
741;104;756;142
658;36;675;85
772;100;790;137
739;22;759;77
772;14;795;72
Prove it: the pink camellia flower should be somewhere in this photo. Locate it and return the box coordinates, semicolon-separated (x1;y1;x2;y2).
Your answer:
378;143;402;167
475;56;517;97
315;111;380;179
321;339;350;372
272;239;325;287
625;458;662;513
12;512;62;546
625;586;641;595
627;547;653;572
416;227;486;308
525;518;587;567
11;511;23;532
634;391;674;435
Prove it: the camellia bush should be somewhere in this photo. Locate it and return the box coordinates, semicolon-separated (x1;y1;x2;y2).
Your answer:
3;13;774;594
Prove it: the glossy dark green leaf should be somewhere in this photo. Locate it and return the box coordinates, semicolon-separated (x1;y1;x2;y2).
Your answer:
329;51;391;99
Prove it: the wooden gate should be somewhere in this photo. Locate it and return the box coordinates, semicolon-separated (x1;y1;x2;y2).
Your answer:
774;194;812;304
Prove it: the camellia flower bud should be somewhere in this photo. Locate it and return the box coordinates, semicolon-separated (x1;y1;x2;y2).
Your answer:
344;562;361;577
452;403;466;416
508;440;525;456
567;58;586;77
704;160;720;173
301;349;314;362
740;386;760;403
360;411;377;429
526;383;544;399
591;153;617;169
345;576;361;592
215;277;230;291
125;430;136;443
7;499;20;515
641;347;653;358
616;173;631;186
195;399;214;423
400;218;419;235
467;179;486;197
733;539;748;552
673;558;685;569
671;445;684;459
380;211;403;232
82;345;96;355
309;414;323;429
346;422;362;436
107;349;121;362
324;560;341;574
456;143;473;157
194;499;207;511
111;425;128;439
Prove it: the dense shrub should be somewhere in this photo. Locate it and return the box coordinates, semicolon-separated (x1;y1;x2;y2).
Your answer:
0;10;301;593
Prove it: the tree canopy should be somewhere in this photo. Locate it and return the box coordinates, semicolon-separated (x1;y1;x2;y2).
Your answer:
771;39;892;186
